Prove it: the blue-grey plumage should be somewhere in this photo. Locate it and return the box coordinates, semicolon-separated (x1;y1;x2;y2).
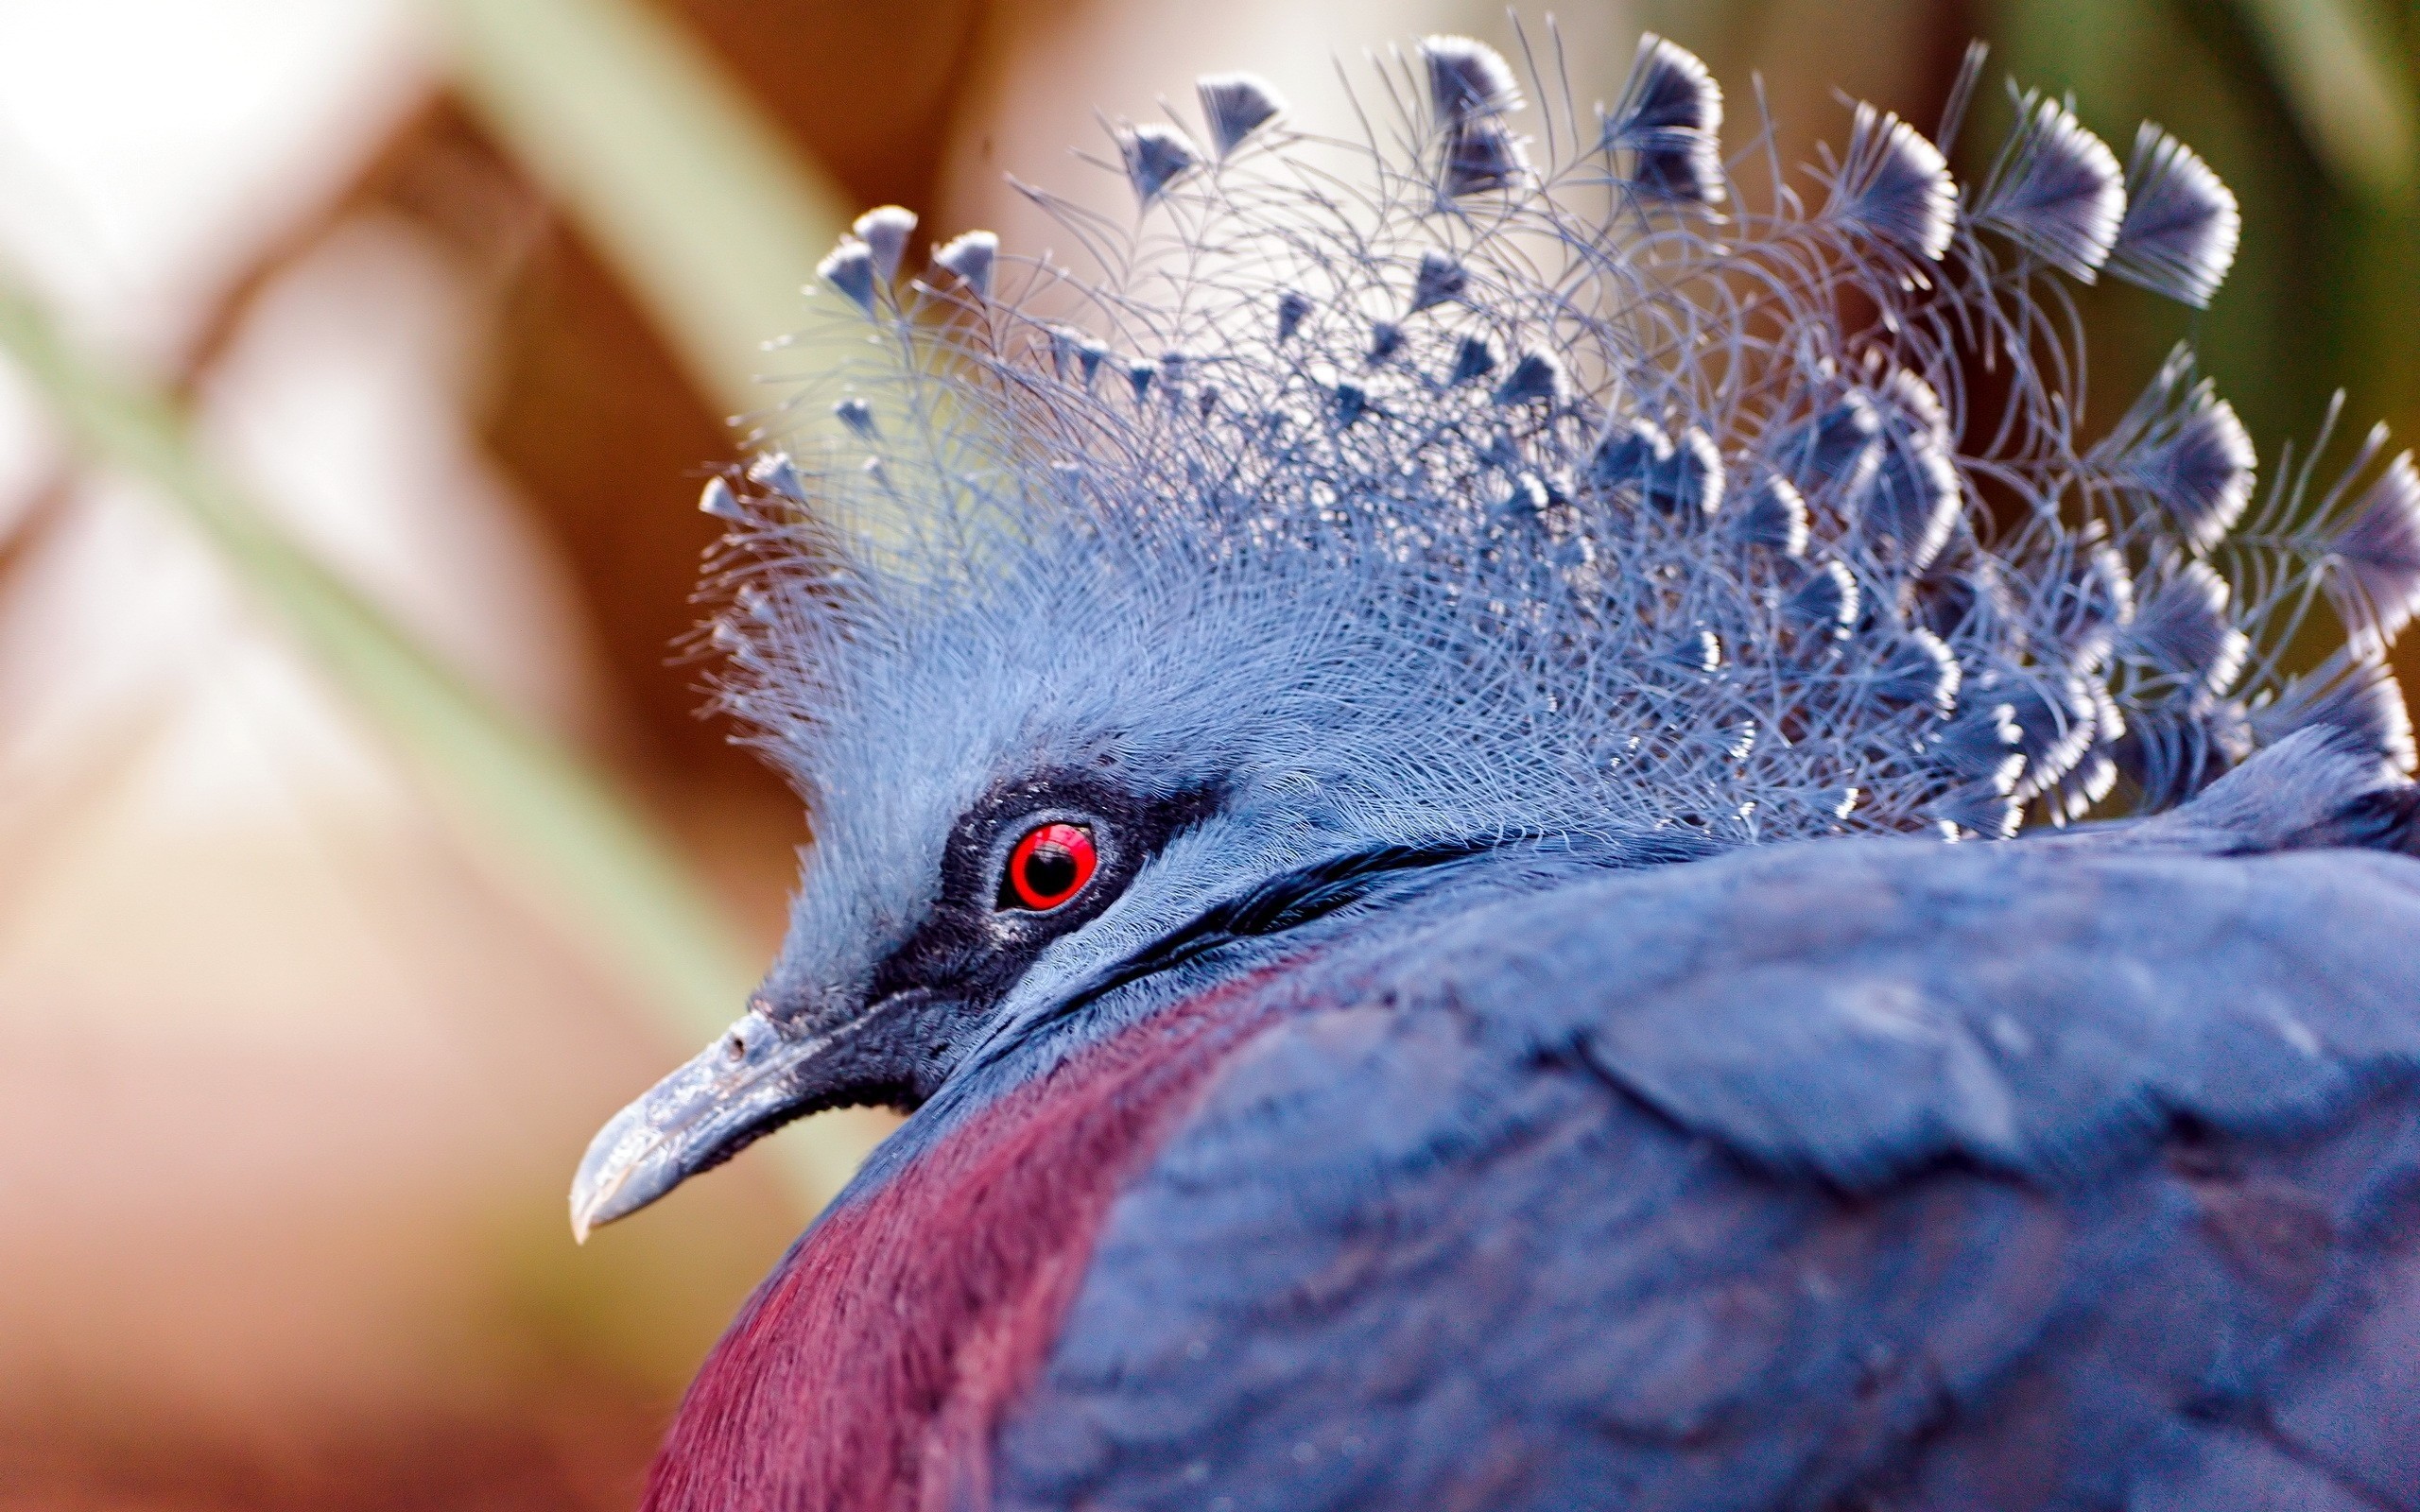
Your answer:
997;739;2420;1510
569;28;2420;1510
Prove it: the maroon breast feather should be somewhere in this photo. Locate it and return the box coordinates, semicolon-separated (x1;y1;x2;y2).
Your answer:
641;971;1288;1512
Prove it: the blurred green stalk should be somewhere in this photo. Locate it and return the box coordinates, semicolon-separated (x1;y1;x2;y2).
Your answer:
2229;0;2417;203
427;0;857;422
420;0;902;1208
0;278;761;1043
1;0;900;1211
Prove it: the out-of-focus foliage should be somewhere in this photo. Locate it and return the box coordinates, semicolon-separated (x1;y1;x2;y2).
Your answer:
2233;0;2415;203
430;0;859;422
0;275;760;1040
0;0;895;1211
428;0;892;1210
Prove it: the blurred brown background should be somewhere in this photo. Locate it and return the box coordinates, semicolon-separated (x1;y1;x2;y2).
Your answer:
0;1;2411;1506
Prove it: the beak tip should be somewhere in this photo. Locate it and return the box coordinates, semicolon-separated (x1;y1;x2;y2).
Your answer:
568;1118;649;1246
569;1008;811;1249
570;1150;658;1246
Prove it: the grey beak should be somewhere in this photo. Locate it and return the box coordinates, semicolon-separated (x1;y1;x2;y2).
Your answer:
569;1008;822;1241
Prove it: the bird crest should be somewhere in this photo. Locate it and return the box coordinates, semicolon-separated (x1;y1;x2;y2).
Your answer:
699;31;2420;852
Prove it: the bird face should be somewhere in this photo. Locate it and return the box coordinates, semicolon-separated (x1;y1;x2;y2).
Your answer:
566;543;1405;1239
570;480;1638;1239
570;727;1253;1237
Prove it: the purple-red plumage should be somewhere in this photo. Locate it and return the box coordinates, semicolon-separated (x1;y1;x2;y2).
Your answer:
640;979;1283;1512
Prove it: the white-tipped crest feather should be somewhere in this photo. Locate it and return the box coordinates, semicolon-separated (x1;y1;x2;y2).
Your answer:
704;35;2411;854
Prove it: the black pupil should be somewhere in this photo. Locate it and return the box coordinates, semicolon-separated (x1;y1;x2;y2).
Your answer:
1021;843;1080;901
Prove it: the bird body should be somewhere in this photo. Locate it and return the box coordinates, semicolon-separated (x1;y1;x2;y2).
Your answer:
574;28;2420;1508
644;740;2420;1508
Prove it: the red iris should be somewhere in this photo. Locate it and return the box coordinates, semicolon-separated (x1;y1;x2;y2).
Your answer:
1006;822;1098;911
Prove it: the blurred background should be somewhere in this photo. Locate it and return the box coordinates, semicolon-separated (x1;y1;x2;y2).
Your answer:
0;0;2411;1505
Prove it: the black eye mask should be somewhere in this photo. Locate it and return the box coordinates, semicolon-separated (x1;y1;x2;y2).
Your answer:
861;767;1222;1014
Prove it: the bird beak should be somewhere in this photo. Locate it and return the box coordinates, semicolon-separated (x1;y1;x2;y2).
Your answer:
569;1006;823;1242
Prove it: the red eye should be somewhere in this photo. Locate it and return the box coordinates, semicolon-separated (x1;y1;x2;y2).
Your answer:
1005;822;1098;911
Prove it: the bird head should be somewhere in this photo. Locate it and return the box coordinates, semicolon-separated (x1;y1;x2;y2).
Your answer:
568;441;1590;1238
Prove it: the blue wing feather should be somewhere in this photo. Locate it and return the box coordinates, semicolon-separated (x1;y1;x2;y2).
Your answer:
994;745;2420;1509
